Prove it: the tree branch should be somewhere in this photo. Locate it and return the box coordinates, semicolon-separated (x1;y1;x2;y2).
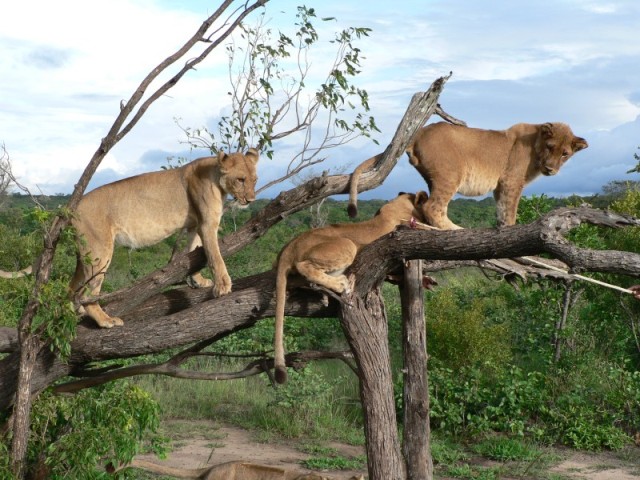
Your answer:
96;75;451;316
2;206;639;411
53;349;355;394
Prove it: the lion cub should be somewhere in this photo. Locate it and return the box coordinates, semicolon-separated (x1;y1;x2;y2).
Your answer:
273;191;428;383
348;122;588;229
70;149;259;328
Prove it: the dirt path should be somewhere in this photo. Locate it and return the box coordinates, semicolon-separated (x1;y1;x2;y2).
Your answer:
136;421;640;479
550;450;640;480
136;421;366;479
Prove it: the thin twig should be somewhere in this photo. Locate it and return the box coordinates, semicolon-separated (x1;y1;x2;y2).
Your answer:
522;256;634;294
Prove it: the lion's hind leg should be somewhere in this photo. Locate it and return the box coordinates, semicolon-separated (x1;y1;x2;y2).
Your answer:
295;239;357;294
423;185;463;230
70;234;123;328
185;230;213;288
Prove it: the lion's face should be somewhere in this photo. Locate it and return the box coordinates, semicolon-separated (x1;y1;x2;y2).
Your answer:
219;148;259;207
536;123;588;176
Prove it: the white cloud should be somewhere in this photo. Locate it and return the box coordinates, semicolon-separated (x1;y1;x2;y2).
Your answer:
1;0;640;198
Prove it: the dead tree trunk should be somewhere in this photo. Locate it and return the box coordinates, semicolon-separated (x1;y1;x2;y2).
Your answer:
338;207;640;480
400;260;433;480
1;209;639;479
340;291;406;479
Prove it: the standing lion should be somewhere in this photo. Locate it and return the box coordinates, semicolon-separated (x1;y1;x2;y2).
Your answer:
71;149;259;328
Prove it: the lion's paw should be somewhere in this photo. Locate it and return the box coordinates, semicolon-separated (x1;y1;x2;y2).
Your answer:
187;273;213;288
95;315;124;328
339;276;351;294
212;274;232;297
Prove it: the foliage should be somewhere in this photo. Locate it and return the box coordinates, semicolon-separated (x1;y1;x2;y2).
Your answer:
516;193;558;224
0;383;164;480
31;278;77;359
424;365;545;438
179;6;378;190
423;283;513;371
472;436;541;461
3;189;640;471
625;146;640;174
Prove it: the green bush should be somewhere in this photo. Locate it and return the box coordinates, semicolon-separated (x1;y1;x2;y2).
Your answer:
422;360;639;449
425;365;545;438
0;382;164;480
425;286;512;372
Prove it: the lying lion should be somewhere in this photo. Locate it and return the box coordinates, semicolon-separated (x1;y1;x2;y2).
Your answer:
70;149;259;328
348;121;588;229
128;458;364;479
0;265;32;279
273;191;428;382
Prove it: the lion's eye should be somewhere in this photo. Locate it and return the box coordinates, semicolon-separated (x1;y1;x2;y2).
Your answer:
561;151;569;158
237;178;245;184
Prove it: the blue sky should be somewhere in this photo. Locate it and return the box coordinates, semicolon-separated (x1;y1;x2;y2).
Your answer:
1;0;639;200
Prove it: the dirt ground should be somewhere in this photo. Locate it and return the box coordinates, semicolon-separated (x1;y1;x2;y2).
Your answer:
136;421;366;479
135;421;640;479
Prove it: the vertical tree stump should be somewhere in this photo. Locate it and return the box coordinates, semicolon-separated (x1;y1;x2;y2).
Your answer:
400;260;433;480
340;288;406;480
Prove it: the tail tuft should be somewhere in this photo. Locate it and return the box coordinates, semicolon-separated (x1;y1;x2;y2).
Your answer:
275;367;288;384
347;203;358;218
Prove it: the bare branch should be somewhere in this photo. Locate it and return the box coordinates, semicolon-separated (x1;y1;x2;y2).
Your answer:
53;350;355;394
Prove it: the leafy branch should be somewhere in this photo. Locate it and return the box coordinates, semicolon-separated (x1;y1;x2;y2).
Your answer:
178;6;379;194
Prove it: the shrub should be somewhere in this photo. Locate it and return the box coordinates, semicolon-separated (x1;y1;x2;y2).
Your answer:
425;287;512;372
0;382;164;479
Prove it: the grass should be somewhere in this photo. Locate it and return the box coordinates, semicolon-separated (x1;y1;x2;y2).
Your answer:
472;436;542;461
135;358;364;444
301;455;366;471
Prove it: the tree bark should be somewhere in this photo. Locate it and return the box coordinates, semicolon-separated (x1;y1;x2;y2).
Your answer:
401;260;432;480
6;2;269;475
340;289;406;480
1;207;638;412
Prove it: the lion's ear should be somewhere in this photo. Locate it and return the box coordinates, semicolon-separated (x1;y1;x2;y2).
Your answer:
541;122;555;138
245;148;260;164
217;151;228;163
572;137;588;152
415;190;429;206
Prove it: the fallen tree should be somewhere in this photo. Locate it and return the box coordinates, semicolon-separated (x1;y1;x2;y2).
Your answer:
1;204;639;479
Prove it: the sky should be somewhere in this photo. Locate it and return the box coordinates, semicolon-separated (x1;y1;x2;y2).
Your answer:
1;0;639;201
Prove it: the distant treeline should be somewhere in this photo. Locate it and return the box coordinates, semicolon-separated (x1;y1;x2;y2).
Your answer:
0;188;624;233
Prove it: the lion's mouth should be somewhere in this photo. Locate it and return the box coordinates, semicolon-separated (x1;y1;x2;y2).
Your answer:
542;167;558;176
230;197;253;209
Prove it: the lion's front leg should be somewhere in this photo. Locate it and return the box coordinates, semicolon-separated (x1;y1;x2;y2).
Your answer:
494;181;523;227
198;218;232;297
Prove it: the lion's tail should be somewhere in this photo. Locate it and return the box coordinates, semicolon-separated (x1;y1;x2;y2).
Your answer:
0;265;32;279
274;258;292;384
347;155;380;218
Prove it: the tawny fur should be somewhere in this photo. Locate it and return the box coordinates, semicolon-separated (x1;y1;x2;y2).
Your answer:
127;458;360;479
70;149;259;328
273;191;428;383
348;122;588;229
0;265;32;279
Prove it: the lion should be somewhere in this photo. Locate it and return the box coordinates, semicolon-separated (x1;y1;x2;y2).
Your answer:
0;265;32;279
125;458;363;479
70;148;259;328
347;122;588;229
273;191;428;383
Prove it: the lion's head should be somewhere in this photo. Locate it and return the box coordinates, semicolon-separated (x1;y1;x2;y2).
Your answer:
219;148;259;207
536;123;588;176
